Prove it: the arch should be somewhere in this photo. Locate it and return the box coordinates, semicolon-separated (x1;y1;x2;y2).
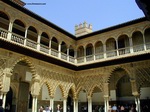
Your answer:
54;84;65;98
86;43;93;56
76;86;88;98
132;31;144;52
144;27;150;46
61;41;67;54
40;32;50;47
108;67;131;83
11;57;37;79
118;34;130;48
88;84;101;97
51;37;58;50
77;46;84;57
0;11;10;30
12;19;26;38
132;31;143;46
27;26;38;42
68;85;76;98
69;45;75;57
118;34;130;55
95;41;103;54
106;38;116;51
106;38;117;57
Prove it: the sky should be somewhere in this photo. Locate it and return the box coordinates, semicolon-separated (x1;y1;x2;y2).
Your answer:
23;0;144;35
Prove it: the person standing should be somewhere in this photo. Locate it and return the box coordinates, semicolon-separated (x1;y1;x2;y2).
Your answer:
5;103;10;112
0;99;4;112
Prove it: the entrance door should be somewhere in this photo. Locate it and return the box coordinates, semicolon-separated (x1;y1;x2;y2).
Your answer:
17;82;30;112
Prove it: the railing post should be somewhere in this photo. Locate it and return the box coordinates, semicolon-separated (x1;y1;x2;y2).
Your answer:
24;27;28;46
129;37;133;53
103;44;107;58
37;34;41;51
7;21;13;40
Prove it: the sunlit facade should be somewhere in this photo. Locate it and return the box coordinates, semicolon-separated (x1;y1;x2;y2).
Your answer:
0;0;150;112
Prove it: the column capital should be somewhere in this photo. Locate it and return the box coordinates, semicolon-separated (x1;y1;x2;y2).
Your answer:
87;96;92;100
3;68;12;77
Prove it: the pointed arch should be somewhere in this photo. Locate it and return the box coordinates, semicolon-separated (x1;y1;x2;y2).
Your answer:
88;84;101;97
11;57;37;79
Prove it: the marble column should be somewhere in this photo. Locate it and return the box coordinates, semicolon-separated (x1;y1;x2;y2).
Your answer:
7;21;13;40
50;97;54;112
63;98;67;112
87;96;92;112
2;93;6;108
32;96;36;112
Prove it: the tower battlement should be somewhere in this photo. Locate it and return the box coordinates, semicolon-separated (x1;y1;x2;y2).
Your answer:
75;21;92;37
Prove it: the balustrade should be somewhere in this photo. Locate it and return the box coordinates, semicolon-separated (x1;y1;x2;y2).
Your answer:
26;39;37;49
95;53;104;60
118;47;130;55
51;48;58;57
77;57;84;63
11;33;25;45
106;50;117;58
133;44;144;52
86;55;94;62
0;28;8;39
69;56;75;63
0;27;149;64
146;42;150;50
61;52;67;60
40;44;49;54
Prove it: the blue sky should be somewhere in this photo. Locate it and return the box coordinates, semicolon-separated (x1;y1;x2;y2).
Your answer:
23;0;144;35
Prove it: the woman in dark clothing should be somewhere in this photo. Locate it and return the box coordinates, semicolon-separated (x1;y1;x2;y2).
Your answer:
0;99;4;112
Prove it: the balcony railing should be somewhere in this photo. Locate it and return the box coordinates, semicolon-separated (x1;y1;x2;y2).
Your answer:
0;27;149;65
26;39;37;49
0;28;8;39
95;52;104;60
11;33;25;45
51;48;58;57
118;47;130;55
133;44;144;52
40;44;49;54
61;52;67;60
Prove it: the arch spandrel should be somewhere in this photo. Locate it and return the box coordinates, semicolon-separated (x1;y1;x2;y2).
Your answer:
88;84;102;97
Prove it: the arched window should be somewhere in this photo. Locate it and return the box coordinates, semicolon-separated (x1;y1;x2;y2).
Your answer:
106;38;117;57
95;41;104;59
26;26;38;49
12;19;25;37
40;32;49;53
118;35;130;55
86;43;93;61
77;46;84;57
0;11;9;30
144;28;150;50
132;31;144;52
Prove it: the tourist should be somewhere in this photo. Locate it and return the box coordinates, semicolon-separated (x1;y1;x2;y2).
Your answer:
5;103;10;112
57;104;62;112
120;105;125;112
39;105;45;112
112;104;117;112
0;99;4;112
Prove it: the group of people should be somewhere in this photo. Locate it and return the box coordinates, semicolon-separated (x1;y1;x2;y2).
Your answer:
39;104;62;112
38;105;52;112
94;104;137;112
108;104;137;112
